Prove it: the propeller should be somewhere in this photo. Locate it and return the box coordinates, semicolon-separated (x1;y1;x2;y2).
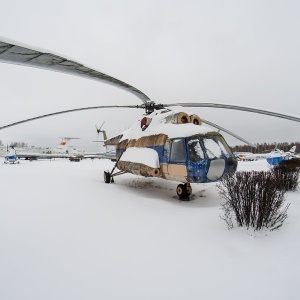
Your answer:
1;38;300;147
95;124;101;141
95;121;107;141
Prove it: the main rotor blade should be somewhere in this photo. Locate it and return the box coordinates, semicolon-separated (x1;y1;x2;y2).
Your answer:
164;102;300;123
201;118;255;147
0;39;152;105
0;105;143;130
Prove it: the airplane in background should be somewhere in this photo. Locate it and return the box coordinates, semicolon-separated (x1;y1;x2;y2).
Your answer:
83;148;117;161
234;152;255;161
266;146;297;165
235;151;275;161
15;137;83;160
236;146;298;165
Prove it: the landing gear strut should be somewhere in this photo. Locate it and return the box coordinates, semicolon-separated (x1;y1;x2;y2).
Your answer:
104;171;111;183
103;170;124;183
103;145;128;184
176;183;192;200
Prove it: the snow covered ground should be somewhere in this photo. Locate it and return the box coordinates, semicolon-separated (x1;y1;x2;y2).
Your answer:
0;158;299;300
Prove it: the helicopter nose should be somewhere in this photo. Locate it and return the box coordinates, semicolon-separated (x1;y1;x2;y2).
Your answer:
206;159;225;181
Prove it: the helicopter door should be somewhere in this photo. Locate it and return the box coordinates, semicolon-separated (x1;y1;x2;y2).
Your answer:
167;138;188;181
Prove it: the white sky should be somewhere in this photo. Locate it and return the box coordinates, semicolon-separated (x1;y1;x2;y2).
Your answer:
0;0;299;150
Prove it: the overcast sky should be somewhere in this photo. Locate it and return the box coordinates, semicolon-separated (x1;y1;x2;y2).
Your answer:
0;0;299;151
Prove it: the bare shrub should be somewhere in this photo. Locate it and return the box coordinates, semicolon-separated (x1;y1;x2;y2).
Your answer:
218;171;290;231
272;159;300;192
283;158;300;168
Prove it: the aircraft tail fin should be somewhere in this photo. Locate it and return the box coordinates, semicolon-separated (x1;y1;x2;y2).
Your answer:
54;137;80;153
289;146;296;154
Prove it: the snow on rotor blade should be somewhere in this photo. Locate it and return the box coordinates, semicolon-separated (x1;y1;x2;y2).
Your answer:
165;102;300;123
0;38;152;105
0;105;143;130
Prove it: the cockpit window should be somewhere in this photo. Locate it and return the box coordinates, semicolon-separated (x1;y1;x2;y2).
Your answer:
187;135;232;161
170;139;186;162
187;138;204;162
204;138;222;158
214;136;232;154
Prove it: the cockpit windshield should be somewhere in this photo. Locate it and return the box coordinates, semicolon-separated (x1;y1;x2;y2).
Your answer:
187;135;232;162
204;138;222;158
214;135;232;155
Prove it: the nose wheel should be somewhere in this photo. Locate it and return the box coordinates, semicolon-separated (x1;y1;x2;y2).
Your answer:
176;183;192;199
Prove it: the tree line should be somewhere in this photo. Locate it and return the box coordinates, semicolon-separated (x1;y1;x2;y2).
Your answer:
232;142;300;153
0;141;29;148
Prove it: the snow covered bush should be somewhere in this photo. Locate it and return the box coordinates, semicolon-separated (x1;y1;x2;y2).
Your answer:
218;171;290;231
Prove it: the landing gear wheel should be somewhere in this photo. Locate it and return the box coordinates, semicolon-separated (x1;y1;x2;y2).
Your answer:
176;183;192;200
186;184;192;197
111;177;114;183
104;171;111;183
176;184;185;198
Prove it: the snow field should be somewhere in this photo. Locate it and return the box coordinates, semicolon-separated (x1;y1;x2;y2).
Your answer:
0;158;299;300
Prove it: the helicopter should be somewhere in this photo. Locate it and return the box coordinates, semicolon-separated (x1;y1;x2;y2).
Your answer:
4;146;20;164
1;38;300;198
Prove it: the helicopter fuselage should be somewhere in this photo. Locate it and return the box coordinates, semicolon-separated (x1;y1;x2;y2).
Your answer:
110;109;238;184
116;133;237;184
